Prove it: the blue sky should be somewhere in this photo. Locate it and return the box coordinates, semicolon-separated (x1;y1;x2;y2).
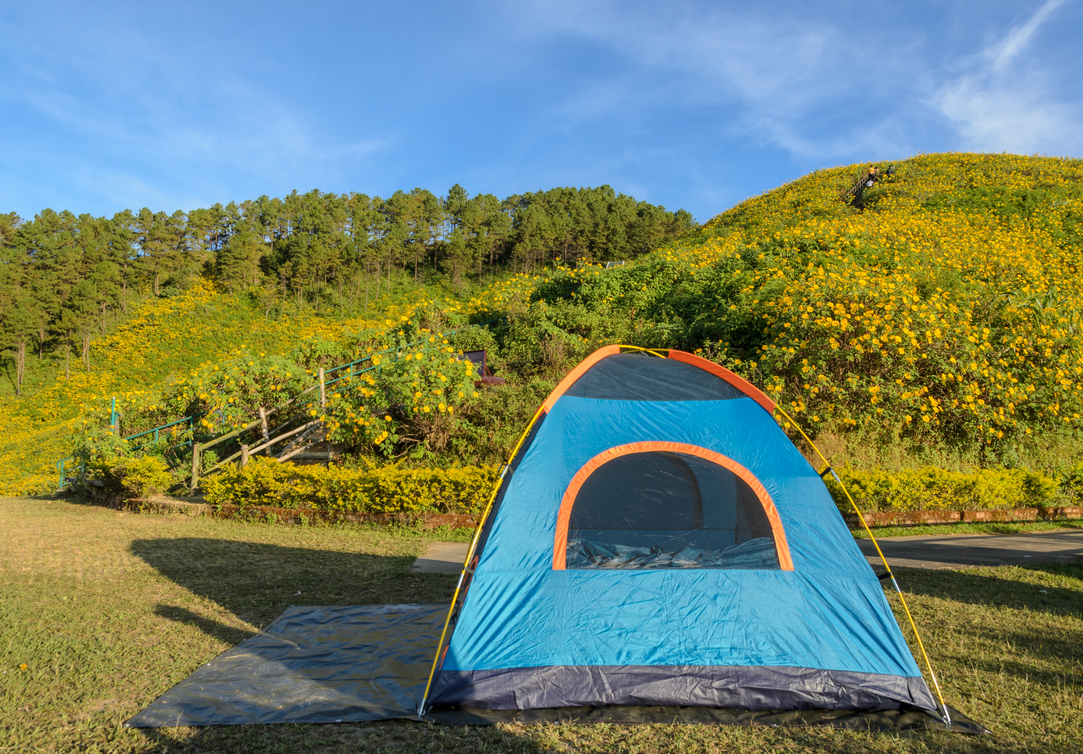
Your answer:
2;0;1081;223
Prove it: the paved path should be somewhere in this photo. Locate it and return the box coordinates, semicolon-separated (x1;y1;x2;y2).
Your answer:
409;542;468;574
410;531;1083;573
857;529;1083;570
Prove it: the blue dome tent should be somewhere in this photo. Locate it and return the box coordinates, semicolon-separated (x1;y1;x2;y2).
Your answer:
420;345;948;719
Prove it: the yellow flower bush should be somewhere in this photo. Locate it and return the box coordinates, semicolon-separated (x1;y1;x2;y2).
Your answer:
486;153;1083;467
323;329;477;458
694;155;1083;459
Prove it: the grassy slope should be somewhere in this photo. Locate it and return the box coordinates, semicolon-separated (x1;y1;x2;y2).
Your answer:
0;279;457;495
490;154;1083;472
2;496;1082;753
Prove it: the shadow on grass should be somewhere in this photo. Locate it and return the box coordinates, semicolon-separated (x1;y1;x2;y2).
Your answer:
893;562;1083;619
127;537;540;750
892;563;1083;695
131;536;458;634
155;605;252;647
964;619;1083;691
137;721;553;753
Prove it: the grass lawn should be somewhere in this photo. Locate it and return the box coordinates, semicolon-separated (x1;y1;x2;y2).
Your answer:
852;520;1083;539
2;497;1081;753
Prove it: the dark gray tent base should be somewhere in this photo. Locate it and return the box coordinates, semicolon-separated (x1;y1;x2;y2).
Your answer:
427;704;986;732
126;604;987;734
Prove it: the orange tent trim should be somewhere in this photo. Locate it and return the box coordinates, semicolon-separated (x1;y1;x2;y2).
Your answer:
540;344;621;413
552;441;793;571
667;350;776;413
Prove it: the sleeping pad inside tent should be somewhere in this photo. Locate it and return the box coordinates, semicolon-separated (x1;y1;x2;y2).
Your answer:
128;345;984;732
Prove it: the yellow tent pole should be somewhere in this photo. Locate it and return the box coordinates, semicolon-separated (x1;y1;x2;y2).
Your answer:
772;404;951;725
613;344;669;358
417;404;547;716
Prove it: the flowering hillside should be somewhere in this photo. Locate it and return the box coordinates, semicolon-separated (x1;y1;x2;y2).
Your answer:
0;282;392;494
485;154;1083;470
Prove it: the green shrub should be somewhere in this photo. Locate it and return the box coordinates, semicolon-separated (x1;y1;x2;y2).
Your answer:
1058;462;1083;504
1022;471;1060;508
826;466;1062;514
202;457;498;515
89;455;174;500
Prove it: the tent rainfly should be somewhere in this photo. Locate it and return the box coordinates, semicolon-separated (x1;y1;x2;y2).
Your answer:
419;345;949;720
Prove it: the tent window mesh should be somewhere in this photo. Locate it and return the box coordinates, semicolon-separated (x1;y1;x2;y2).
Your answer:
565;451;781;570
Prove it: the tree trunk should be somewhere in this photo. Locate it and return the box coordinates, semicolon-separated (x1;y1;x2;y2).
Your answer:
65;336;70;381
154;269;160;297
14;340;24;397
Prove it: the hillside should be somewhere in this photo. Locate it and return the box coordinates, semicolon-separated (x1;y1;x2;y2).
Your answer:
471;153;1083;471
2;153;1081;493
0;282;392;494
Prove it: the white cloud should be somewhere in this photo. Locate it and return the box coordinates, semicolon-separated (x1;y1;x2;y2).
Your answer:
508;0;917;159
988;0;1067;72
519;1;861;109
512;0;1083;161
930;0;1082;154
935;79;1080;154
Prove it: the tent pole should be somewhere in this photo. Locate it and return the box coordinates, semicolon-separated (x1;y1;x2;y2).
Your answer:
417;405;548;717
613;344;668;358
773;404;952;726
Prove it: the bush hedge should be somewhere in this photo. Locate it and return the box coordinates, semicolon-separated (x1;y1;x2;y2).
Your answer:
86;455;175;501
826;466;1073;513
202;457;498;515
200;457;1080;523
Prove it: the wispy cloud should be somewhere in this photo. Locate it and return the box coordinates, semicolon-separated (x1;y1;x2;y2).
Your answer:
510;0;1083;161
988;0;1066;72
508;0;917;159
930;0;1082;154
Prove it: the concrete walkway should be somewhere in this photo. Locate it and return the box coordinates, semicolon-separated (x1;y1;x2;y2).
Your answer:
857;529;1083;570
410;542;469;574
410;530;1083;573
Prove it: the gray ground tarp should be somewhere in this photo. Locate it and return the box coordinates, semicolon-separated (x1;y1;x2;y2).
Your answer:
127;603;986;733
128;604;441;727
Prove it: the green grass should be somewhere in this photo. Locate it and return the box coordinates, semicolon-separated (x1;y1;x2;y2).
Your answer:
3;497;1082;753
852;520;1083;539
